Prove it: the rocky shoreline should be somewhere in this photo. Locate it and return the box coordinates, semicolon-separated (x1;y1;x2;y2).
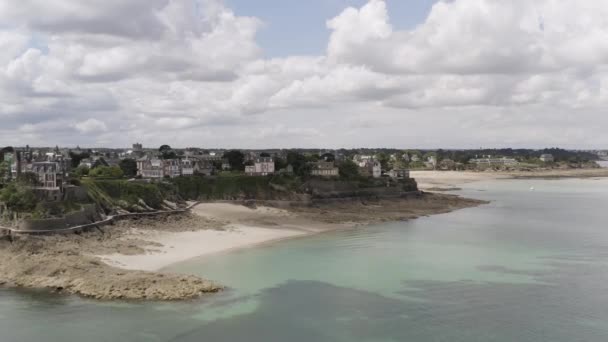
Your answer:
0;193;485;301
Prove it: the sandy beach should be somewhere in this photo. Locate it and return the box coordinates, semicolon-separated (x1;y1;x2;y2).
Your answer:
0;192;485;300
99;204;334;271
412;168;608;191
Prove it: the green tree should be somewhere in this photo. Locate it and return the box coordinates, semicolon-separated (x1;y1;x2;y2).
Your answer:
376;152;390;170
69;151;90;168
286;151;311;177
274;157;288;171
223;150;245;171
0;161;9;183
92;158;109;169
159;145;177;159
320;153;335;162
119;158;138;178
0;183;38;212
17;172;40;186
338;160;360;180
73;165;90;178
89;166;124;179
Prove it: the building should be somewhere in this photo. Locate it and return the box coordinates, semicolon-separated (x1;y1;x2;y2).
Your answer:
539;154;554;163
137;157;164;179
358;160;382;178
310;161;339;177
388;169;410;180
196;160;215;176
31;162;64;189
181;158;195;176
372;161;382;178
163;159;181;178
131;143;144;158
470;157;519;167
245;157;275;176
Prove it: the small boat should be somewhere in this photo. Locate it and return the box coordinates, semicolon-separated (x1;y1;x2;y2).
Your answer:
530;186;535;191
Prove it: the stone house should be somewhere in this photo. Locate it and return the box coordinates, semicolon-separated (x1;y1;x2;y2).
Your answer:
137;157;164;179
359;161;382;178
245;157;275;176
163;159;182;178
310;161;339;177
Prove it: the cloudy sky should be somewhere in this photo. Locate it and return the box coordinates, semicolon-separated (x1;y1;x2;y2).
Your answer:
1;0;607;149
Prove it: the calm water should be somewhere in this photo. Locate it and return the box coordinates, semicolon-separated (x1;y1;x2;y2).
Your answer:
2;179;608;341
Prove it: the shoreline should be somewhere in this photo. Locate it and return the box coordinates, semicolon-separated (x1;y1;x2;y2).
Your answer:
411;168;608;191
0;192;484;301
3;169;606;301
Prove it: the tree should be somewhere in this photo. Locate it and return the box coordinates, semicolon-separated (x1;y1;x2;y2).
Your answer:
274;157;288;171
0;183;38;212
320;153;335;162
338;160;360;180
159;145;172;154
17;172;40;186
286;151;311;177
159;145;177;159
89;166;124;179
0;161;9;183
92;158;109;169
73;165;90;178
260;152;271;158
69;151;90;168
119;158;138;178
376;152;390;170
223;150;245;171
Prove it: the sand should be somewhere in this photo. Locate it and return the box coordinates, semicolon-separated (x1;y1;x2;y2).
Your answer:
0;193;485;300
99;203;344;271
412;169;608;191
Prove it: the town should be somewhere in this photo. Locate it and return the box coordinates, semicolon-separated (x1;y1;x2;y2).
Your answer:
0;145;604;202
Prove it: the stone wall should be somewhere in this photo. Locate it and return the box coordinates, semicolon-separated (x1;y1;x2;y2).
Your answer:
17;204;99;232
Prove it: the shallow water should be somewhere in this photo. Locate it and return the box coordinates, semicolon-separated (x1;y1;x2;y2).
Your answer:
2;178;608;342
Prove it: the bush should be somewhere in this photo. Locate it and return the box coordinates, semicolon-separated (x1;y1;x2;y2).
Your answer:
89;166;124;179
0;183;38;212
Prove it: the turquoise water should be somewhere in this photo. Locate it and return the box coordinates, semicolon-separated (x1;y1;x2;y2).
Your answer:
2;179;608;341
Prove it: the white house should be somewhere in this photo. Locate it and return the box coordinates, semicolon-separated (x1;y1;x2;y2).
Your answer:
246;157;275;176
539;154;554;163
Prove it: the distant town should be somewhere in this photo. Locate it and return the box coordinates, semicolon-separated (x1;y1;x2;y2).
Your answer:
0;145;604;200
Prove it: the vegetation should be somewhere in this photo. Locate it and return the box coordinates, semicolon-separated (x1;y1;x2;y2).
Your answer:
69;151;90;168
170;174;294;201
338;160;360;180
0;182;38;213
223;150;245;171
73;165;90;178
119;158;138;178
0;161;10;184
89;166;124;179
82;179;172;212
159;145;177;160
286;151;312;178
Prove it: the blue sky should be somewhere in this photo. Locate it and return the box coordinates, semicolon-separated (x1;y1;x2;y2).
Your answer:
226;0;438;57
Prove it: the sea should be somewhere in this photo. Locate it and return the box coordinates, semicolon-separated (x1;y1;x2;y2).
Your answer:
1;178;608;342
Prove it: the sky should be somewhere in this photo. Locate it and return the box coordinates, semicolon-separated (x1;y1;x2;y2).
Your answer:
0;0;607;149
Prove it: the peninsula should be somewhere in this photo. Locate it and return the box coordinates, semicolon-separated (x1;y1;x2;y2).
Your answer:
0;145;603;300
